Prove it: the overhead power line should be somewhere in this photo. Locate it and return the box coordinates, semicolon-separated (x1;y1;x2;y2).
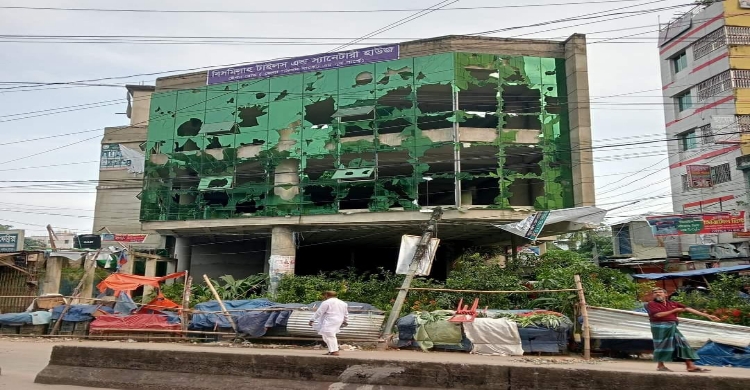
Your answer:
0;1;666;14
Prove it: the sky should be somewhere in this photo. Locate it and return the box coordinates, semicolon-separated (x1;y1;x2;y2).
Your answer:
0;0;694;235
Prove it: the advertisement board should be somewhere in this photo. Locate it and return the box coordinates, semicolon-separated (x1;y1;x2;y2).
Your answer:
686;165;712;188
646;212;746;236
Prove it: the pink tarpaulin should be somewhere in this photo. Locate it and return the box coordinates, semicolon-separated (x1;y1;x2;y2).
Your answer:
90;314;181;331
96;271;186;293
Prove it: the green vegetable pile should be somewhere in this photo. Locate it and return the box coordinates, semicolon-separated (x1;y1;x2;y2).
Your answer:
494;310;573;330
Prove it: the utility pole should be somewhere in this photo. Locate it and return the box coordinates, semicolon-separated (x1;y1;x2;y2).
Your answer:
380;207;443;344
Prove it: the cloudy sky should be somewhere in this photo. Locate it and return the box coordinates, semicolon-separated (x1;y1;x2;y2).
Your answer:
0;0;693;235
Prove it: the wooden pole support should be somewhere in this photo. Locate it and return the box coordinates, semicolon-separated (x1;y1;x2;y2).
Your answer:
181;274;192;335
574;274;591;360
202;274;238;333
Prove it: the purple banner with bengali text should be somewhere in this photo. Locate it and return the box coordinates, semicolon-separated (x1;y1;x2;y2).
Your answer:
206;44;400;85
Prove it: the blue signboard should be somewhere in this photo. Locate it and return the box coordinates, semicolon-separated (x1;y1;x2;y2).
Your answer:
0;233;20;253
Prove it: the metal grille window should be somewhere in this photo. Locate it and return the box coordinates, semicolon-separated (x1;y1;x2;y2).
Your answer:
732;70;750;89
697;71;731;101
727;26;750;45
699;124;714;144
693;28;727;60
738;115;750;133
710;163;731;185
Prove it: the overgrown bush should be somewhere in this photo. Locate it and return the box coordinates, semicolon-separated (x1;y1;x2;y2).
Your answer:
532;250;639;319
672;274;750;326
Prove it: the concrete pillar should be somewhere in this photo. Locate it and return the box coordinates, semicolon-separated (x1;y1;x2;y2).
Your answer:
142;260;157;302
165;260;177;285
564;34;595;207
268;226;296;296
42;256;62;295
174;237;192;273
78;253;97;303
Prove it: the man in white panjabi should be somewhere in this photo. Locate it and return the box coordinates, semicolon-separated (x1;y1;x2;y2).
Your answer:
308;291;349;356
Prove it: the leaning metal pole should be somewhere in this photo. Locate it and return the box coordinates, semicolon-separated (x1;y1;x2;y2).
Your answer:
380;207;443;344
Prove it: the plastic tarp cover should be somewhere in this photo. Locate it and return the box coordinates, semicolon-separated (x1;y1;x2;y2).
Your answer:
0;312;32;325
51;305;114;322
632;265;750;280
96;271;187;293
464;318;524;356
517;325;570;353
415;318;463;350
190;299;274;329
236;303;302;337
696;341;750;368
90;314;181;331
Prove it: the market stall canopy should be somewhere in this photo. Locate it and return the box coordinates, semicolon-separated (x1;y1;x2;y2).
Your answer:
96;271;186;293
631;265;750;280
494;206;607;240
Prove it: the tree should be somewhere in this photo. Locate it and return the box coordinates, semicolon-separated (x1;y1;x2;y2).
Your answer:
576;234;614;260
0;224;13;231
24;238;47;250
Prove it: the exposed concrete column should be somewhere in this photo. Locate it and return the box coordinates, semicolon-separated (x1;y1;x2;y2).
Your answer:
174;237;192;273
42;256;62;295
564;34;595;207
142;260;157;302
78;253;97;302
268;226;296;296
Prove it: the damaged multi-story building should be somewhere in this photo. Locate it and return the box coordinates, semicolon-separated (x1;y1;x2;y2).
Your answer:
137;35;595;281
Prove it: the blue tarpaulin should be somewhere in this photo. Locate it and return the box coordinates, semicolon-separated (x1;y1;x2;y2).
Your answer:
191;299;383;335
51;304;114;322
189;299;274;330
632;265;750;280
696;341;750;368
0;312;33;326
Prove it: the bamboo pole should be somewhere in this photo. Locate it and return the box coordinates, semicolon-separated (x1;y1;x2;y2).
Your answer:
400;287;580;294
181;275;192;334
202;274;237;333
574;274;591;360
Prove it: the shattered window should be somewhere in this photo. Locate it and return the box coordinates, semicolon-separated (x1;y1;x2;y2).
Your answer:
141;51;574;221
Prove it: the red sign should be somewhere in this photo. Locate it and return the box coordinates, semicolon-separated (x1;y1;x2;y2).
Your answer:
101;234;148;243
686;165;712;188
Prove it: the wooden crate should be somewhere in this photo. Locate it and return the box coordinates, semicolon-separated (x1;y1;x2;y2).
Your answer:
20;324;48;335
0;324;20;335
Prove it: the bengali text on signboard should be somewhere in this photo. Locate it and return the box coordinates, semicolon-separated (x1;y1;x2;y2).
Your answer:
206;44;400;85
686;165;712;188
646;212;746;236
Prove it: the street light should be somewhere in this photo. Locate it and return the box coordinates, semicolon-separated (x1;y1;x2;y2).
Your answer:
422;176;433;207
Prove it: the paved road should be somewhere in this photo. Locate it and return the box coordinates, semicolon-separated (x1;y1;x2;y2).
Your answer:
2;337;749;389
0;339;112;390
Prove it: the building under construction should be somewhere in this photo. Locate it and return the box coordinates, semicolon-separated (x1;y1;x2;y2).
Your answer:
133;35;594;280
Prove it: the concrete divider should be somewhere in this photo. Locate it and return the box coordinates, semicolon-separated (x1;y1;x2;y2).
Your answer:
35;345;749;390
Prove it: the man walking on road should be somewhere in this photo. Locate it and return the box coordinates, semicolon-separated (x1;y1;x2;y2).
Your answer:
309;291;349;356
646;288;720;372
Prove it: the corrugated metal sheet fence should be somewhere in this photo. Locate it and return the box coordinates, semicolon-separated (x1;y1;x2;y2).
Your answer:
286;310;385;341
0;267;35;313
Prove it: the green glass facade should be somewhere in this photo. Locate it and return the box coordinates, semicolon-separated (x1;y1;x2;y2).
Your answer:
140;52;574;221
